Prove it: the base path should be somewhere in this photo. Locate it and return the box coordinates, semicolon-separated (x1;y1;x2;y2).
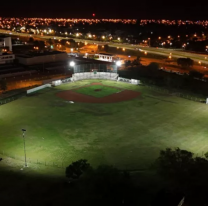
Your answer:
56;83;141;103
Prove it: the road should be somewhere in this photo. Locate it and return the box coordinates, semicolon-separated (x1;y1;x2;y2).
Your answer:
1;29;208;64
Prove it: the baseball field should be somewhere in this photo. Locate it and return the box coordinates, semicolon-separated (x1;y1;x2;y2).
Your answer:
1;79;208;172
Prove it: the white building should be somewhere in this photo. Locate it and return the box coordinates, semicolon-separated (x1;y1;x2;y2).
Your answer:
95;53;114;62
0;36;12;51
0;53;15;64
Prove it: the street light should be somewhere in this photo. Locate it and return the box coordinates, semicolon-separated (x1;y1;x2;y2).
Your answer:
22;129;27;167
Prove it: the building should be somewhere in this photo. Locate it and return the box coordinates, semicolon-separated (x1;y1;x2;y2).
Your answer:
16;51;68;65
0;52;15;64
95;53;114;62
0;36;12;51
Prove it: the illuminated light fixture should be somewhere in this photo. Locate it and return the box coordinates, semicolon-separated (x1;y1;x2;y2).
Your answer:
116;61;122;66
69;61;75;67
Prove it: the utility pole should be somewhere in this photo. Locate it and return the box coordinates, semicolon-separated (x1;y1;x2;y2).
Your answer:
22;129;27;167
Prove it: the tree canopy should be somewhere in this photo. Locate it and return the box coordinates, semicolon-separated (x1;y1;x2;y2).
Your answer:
65;159;90;180
156;148;208;205
177;58;194;67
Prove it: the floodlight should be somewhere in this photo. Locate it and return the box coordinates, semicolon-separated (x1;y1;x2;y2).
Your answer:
69;61;75;67
116;61;122;66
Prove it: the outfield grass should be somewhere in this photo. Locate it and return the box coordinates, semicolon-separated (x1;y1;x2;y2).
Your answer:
75;85;120;98
1;79;208;172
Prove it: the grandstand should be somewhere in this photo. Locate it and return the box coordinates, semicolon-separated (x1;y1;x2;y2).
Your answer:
73;63;118;74
72;72;118;81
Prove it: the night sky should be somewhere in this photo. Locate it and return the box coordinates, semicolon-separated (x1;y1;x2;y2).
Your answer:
1;0;208;19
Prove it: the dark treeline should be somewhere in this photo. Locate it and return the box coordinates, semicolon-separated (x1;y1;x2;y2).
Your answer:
2;148;208;205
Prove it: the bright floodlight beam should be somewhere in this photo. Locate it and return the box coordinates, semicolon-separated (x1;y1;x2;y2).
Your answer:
116;61;121;66
69;61;75;67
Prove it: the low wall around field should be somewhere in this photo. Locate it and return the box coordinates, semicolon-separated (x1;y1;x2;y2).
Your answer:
117;77;140;85
27;84;51;94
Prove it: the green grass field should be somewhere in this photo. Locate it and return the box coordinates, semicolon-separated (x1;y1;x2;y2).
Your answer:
75;85;120;98
1;79;208;172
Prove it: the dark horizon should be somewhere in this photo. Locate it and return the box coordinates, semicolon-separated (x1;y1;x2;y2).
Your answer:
2;0;208;20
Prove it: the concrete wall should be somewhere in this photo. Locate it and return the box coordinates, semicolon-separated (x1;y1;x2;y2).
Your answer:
27;84;51;94
16;52;68;65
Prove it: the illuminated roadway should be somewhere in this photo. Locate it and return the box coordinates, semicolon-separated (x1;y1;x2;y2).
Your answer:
1;29;208;64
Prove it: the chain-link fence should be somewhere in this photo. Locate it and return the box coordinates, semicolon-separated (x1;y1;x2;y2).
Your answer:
0;91;26;106
142;82;206;103
0;150;66;168
74;64;118;73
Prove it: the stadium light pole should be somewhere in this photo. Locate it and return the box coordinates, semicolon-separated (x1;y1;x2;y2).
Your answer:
69;61;75;67
22;129;27;167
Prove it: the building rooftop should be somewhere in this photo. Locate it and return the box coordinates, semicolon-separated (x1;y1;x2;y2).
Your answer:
98;53;114;56
17;51;66;58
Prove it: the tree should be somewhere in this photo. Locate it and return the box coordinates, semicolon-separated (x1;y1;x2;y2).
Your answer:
79;165;136;205
189;71;203;79
147;62;160;78
177;58;193;68
28;37;34;43
156;148;208;206
47;38;53;46
0;79;7;92
132;56;141;65
125;60;131;67
65;159;90;180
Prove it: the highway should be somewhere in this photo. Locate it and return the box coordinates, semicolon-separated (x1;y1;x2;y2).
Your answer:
1;29;208;64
